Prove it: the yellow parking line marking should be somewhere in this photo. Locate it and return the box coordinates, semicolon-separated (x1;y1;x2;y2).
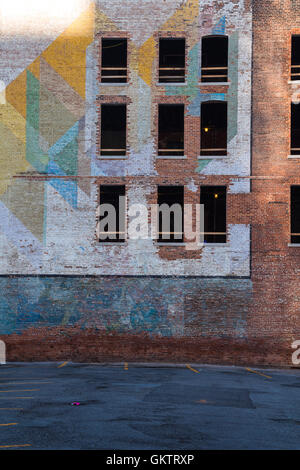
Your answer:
246;368;272;379
0;408;23;410
58;362;68;368
0;423;18;426
124;363;128;370
0;444;31;448
0;397;34;399
0;381;52;385
0;390;39;393
186;364;201;374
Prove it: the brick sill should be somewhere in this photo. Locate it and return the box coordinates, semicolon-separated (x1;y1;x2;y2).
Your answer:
157;82;187;86
156;242;227;247
198;82;230;86
156;243;186;247
201;243;227;247
198;155;227;159
100;83;129;86
156;155;187;159
98;156;128;160
99;242;127;246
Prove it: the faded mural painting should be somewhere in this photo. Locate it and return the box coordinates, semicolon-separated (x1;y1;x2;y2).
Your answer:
0;0;253;341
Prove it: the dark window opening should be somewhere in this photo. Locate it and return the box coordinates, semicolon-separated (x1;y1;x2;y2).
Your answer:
291;186;300;244
158;104;184;156
291;36;300;81
200;186;227;243
201;36;228;83
99;185;126;242
201;101;227;156
101;38;127;83
291;103;300;155
157;186;184;243
159;38;185;83
101;104;126;156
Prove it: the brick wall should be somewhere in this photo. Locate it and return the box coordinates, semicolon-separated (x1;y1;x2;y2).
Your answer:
248;0;300;364
0;1;298;365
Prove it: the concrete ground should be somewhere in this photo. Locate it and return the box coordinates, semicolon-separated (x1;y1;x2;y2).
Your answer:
0;362;299;450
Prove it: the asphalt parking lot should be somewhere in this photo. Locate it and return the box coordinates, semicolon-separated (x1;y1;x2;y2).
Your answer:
0;362;299;450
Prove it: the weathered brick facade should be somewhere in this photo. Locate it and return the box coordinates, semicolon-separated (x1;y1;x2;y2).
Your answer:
0;0;298;365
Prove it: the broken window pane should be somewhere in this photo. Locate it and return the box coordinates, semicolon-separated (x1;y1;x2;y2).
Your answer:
158;104;184;156
201;36;228;83
159;38;185;83
200;186;227;243
101;104;126;156
200;101;227;156
101;38;127;83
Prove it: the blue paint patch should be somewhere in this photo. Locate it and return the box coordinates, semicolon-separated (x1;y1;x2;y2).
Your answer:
187;92;226;117
47;161;78;208
212;16;226;35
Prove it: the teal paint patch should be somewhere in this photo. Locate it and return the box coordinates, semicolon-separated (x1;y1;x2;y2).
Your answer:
47;122;79;207
228;32;239;143
26;71;49;173
50;134;78;176
26;125;49;173
188;92;225;117
48;121;79;160
195;159;212;173
0;277;252;338
26;70;39;131
164;43;199;99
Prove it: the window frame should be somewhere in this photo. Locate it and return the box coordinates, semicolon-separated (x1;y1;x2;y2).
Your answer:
98;184;127;243
200;100;228;157
100;103;127;158
157;103;185;157
200;185;227;244
157;185;185;244
200;35;229;84
290;185;300;244
100;37;128;84
158;37;186;84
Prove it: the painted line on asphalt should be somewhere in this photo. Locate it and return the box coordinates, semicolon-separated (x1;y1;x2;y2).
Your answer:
0;408;24;410
0;397;34;400
124;363;128;370
0;390;39;393
0;423;18;427
0;378;51;381
246;368;272;379
58;362;69;368
0;444;31;448
186;364;201;374
0;381;52;385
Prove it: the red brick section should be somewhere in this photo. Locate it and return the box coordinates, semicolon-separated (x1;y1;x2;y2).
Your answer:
250;0;300;364
2;328;290;366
